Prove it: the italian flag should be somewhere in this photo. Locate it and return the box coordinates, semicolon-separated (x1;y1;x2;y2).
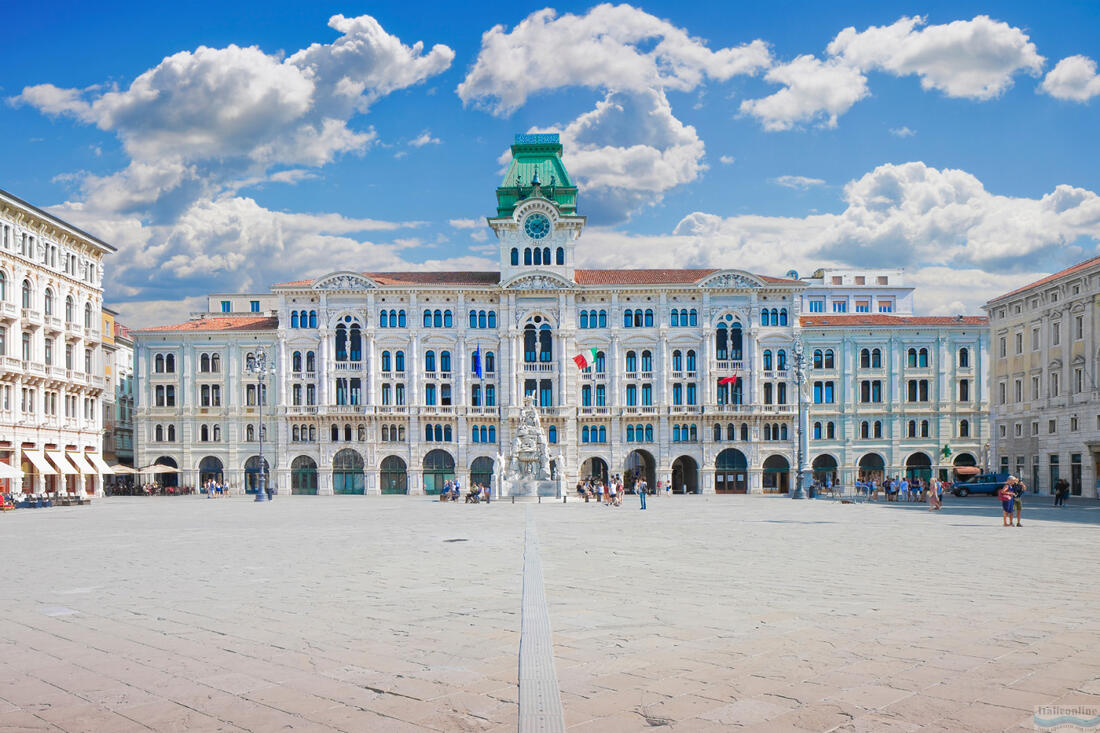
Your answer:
718;375;740;386
573;348;598;370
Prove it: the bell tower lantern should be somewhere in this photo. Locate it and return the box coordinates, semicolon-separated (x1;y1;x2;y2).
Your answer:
488;134;585;283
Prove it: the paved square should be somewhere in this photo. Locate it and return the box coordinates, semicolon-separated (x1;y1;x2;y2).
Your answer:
1;494;1097;732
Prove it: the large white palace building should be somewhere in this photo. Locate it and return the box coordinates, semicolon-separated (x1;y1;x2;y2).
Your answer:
0;187;116;496
133;135;990;495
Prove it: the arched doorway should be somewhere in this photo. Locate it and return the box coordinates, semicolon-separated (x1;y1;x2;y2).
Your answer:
422;449;455;495
580;457;608;484
953;453;976;467
470;456;494;491
762;454;790;493
291;456;318;495
858;453;885;482
671;456;698;494
332;449;364;495
380;456;407;494
156;456;180;489
624;449;655;491
905;452;932;481
199;456;223;486
715;449;748;493
811;454;838;485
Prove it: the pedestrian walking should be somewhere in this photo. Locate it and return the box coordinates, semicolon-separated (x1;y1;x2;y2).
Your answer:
1054;478;1069;507
1011;476;1025;526
638;480;647;510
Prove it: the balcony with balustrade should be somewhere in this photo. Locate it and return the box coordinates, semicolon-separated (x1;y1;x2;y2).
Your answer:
0;355;22;377
84;326;100;341
522;362;556;373
578;406;611;417
0;301;17;320
467;406;500;418
22;308;43;326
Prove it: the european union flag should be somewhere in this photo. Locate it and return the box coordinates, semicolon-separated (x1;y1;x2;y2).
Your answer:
473;346;482;378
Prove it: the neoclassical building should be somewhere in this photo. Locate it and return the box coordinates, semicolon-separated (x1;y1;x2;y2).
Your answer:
986;255;1100;498
133;134;989;495
0;187;115;496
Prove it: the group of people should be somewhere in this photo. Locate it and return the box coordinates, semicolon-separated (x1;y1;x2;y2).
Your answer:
437;479;492;504
201;479;231;498
575;475;652;508
998;476;1026;526
858;476;945;507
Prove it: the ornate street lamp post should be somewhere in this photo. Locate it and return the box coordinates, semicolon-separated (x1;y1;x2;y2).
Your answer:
791;340;808;499
245;347;275;502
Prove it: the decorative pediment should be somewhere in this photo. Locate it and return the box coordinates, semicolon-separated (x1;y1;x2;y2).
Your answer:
502;271;574;291
311;272;377;291
697;270;766;290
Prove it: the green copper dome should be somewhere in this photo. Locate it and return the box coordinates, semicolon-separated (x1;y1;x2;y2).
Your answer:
496;134;578;217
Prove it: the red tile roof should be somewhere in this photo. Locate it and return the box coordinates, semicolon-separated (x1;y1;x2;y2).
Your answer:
987;255;1100;303
136;316;279;333
800;315;988;327
273;269;800;288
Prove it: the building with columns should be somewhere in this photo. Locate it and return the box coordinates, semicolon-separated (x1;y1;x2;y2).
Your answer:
0;187;116;497
132;134;989;496
986;255;1100;498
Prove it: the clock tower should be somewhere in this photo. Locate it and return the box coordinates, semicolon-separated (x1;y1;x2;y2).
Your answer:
489;134;585;284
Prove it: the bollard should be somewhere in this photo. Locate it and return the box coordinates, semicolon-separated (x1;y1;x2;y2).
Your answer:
538;496;541;503
512;496;515;504
563;496;566;504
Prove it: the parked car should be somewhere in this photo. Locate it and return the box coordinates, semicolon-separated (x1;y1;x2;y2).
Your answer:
952;472;1011;497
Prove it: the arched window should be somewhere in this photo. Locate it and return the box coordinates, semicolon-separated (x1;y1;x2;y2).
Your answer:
211;354;220;372
543;247;550;265
306;351;316;372
627;425;635;442
398;310;406;327
623;310;632;328
874;420;882;438
440;350;451;373
154;424;163;442
154;354;164;373
920;420;929;438
582;426;590;443
918;347;929;368
349;324;362;361
761;309;770;326
548;426;557;443
763;350;773;371
488;426;496;443
872;348;882;368
425;424;433;442
554;246;564;266
478;311;487;329
826;422;835;439
741;423;749;441
165;354;175;372
860;349;870;368
524;248;532;265
539;324;552;362
200;353;210;372
907;348;917;367
433;309;443;328
444;310;453;328
672;350;682;371
644;309;653;327
423;309;431;328
21;280;32;308
486;351;495;372
533;247;542;265
625;350;637;372
64;295;73;323
291;311;299;328
958;347;970;368
777;350;787;370
713;423;722;441
43;288;53;316
813;349;823;369
488;311;497;328
381;351;390;371
813;422;822;440
594;351;606;373
860;421;870;439
380;310;388;328
424;350;435;372
959;419;970;437
598;426;607;442
670;310;679;327
382;425;390;441
334;324;348;361
395;351;404;371
469;310;477;328
686;350;696;371
598;310;607;328
641;350;652;372
511;248;519;266
907;420;917;438
824;349;835;369
309;311;317;328
580;311;588;329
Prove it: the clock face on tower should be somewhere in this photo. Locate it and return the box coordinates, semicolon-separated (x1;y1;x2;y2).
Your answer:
524;213;551;240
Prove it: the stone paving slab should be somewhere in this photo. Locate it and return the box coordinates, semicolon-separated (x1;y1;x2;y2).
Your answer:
0;494;1096;732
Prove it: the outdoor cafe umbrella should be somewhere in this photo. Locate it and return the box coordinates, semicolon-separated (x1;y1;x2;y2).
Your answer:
142;464;180;473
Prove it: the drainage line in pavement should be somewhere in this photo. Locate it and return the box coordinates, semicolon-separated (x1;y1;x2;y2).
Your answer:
517;507;566;733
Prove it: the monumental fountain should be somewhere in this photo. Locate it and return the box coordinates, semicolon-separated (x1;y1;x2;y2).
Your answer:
495;396;564;499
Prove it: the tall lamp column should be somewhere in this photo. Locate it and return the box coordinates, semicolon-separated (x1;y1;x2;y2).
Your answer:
791;340;808;499
245;347;275;502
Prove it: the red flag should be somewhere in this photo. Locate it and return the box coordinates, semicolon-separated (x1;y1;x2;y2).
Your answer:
573;354;589;370
718;375;739;386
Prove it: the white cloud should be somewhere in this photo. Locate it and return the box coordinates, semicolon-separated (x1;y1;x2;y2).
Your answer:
828;15;1043;99
1040;55;1100;102
574;161;1100;315
889;126;916;137
742;15;1044;131
409;131;441;147
772;175;826;190
740;55;869;130
12;14;453;215
458;4;770;115
524;88;707;223
448;218;480;229
719;155;735;165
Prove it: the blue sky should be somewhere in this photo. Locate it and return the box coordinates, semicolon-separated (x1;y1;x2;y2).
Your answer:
2;1;1098;326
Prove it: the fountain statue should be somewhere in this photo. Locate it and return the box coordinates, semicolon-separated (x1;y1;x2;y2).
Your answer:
497;397;563;498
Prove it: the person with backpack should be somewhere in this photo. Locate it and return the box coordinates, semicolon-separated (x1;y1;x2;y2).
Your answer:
1054;478;1070;507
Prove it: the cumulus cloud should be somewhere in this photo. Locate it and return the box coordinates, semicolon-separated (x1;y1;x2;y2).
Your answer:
409;131;441;146
525;88;706;223
13;14;467;315
773;175;826;189
1040;55;1100;102
458;4;770;115
890;126;916;137
448;218;480;229
574;161;1100;314
719;155;736;165
461;5;769;222
12;14;453;215
741;15;1044;130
